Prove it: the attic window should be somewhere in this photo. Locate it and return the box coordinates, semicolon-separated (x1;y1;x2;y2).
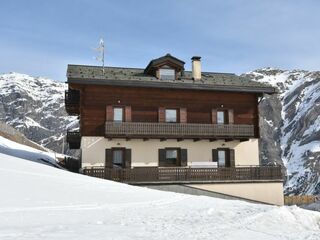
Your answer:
159;68;175;80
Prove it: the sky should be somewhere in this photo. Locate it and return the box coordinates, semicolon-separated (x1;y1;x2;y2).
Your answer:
1;0;320;81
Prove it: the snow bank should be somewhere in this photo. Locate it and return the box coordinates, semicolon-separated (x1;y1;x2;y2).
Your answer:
0;153;319;240
0;136;61;168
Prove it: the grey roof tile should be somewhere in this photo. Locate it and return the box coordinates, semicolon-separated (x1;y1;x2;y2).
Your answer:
67;64;275;94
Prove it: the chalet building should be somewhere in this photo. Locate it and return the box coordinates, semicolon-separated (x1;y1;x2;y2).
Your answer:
65;54;284;205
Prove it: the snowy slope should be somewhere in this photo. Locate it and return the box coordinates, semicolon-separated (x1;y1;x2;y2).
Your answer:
244;68;320;195
0;136;62;168
0;72;78;155
0;153;320;240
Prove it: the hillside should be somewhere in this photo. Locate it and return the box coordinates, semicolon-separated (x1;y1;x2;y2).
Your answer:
0;152;320;239
243;68;320;195
0;72;78;155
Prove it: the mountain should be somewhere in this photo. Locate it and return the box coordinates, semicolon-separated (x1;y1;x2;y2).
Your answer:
1;70;319;195
0;72;78;155
243;68;320;195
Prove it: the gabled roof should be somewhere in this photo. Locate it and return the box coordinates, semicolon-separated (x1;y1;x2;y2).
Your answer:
67;64;276;94
144;54;185;74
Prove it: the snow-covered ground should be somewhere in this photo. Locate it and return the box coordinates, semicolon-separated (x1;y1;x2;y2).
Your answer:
0;153;319;240
0;136;61;168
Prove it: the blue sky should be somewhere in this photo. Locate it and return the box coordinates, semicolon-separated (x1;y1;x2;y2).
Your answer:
1;0;320;81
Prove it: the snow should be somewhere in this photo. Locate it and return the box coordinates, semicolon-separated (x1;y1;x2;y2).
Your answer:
0;136;61;168
0;153;320;240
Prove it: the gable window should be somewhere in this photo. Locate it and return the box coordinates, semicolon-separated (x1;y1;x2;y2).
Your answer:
112;149;124;168
159;68;175;80
217;110;228;124
113;107;124;122
165;109;177;123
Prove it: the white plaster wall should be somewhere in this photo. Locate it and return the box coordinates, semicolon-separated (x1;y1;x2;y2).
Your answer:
81;137;259;167
187;182;284;206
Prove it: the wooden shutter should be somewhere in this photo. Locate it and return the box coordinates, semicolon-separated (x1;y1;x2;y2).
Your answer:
106;105;113;122
158;107;165;122
125;106;132;122
158;149;166;166
180;108;187;123
211;109;217;124
212;149;218;162
180;149;188;166
228;109;234;124
125;149;132;168
229;149;235;167
105;149;113;168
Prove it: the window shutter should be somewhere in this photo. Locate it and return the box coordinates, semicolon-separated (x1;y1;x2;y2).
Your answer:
212;149;218;162
158;149;166;166
229;149;235;167
180;108;187;123
125;149;132;168
105;149;112;168
106;105;113;122
211;109;217;124
125;106;132;122
180;149;188;166
158;107;165;122
228;109;234;124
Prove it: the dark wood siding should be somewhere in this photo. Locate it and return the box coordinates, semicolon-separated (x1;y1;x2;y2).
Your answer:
70;84;259;137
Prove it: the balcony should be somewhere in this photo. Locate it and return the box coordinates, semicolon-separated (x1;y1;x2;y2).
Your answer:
83;166;283;184
66;131;81;149
65;90;80;115
105;122;255;140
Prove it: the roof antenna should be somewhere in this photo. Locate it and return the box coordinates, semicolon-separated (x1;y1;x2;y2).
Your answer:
94;38;105;74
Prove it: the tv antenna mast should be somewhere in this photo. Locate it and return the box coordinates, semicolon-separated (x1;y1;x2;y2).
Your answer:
94;38;105;74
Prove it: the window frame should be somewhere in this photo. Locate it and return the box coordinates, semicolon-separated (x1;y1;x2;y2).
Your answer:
159;68;175;80
160;148;181;167
217;148;230;168
217;109;228;124
165;108;178;123
113;107;124;122
111;148;125;168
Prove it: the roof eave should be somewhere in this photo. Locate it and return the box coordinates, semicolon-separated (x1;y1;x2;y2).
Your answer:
67;78;276;94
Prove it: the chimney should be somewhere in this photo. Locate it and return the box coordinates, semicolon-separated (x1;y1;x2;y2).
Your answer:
191;56;201;80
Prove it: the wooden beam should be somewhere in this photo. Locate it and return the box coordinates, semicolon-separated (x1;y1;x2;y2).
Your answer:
193;138;200;142
177;138;184;142
160;138;166;142
143;138;149;141
225;139;233;142
209;138;217;142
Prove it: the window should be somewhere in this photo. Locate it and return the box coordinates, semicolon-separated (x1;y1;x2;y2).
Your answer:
165;109;177;123
112;149;124;167
113;107;123;122
159;68;175;80
217;110;227;124
218;150;226;167
160;149;179;167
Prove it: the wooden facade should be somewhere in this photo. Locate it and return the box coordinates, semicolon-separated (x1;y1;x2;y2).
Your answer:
68;84;260;138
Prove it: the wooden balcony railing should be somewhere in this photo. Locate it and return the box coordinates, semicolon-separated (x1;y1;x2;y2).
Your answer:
105;122;255;139
66;131;81;149
83;166;283;184
65;90;80;115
